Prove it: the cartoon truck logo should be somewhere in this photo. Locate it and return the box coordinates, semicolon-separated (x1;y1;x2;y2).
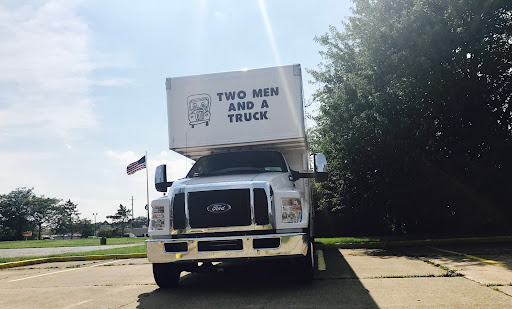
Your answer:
187;94;211;128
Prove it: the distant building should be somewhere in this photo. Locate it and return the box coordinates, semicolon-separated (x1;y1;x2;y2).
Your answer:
126;227;148;237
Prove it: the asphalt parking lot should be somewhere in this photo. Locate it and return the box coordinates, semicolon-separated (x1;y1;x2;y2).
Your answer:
0;243;511;308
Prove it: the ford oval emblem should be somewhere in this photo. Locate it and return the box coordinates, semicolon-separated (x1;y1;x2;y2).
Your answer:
207;203;232;213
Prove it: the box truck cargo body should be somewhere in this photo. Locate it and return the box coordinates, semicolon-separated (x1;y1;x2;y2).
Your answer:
146;64;328;288
165;64;307;159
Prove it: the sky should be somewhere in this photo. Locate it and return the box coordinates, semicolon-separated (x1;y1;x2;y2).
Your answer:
0;0;352;223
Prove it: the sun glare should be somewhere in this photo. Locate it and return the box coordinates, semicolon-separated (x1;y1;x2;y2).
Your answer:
258;0;282;66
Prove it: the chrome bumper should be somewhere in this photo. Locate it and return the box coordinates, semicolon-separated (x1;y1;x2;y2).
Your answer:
146;233;308;263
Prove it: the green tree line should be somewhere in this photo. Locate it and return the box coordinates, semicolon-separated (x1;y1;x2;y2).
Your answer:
311;0;511;236
0;188;87;240
95;204;147;238
0;188;149;240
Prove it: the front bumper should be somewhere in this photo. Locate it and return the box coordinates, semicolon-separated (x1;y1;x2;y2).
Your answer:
146;233;308;263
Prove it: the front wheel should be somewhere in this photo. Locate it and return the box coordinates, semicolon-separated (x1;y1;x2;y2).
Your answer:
153;263;181;288
297;241;314;283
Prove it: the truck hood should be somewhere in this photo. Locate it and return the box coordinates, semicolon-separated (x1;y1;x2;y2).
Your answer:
174;172;293;190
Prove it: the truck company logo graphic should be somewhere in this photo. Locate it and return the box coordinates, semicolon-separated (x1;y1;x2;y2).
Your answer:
207;203;232;213
187;94;211;128
186;87;279;129
216;87;278;124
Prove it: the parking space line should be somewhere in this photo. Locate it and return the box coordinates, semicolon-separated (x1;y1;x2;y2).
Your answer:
317;249;326;271
63;299;93;309
8;259;126;282
431;247;504;266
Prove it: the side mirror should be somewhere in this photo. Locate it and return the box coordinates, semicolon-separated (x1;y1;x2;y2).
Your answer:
289;170;300;182
155;164;173;192
314;153;328;182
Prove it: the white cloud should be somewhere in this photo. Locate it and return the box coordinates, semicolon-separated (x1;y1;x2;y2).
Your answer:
214;11;226;22
106;150;141;165
0;151;59;195
0;0;97;142
92;78;136;87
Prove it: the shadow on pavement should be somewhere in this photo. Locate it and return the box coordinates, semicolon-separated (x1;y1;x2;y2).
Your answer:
430;243;512;270
137;249;378;308
357;243;512;271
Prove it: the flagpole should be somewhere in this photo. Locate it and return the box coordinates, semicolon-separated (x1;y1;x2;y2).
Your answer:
146;151;150;227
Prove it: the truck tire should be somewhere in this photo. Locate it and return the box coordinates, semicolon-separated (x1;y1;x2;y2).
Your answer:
153;263;181;288
297;241;314;283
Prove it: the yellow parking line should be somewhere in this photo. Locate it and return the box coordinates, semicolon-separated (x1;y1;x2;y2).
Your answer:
317;249;326;271
9;259;125;282
432;247;504;266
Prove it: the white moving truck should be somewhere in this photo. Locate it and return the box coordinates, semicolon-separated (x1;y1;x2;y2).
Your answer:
146;64;328;288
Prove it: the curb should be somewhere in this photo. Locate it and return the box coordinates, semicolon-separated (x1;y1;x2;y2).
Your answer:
0;253;147;270
317;236;512;249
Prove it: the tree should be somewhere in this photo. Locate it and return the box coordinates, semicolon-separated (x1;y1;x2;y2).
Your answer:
310;0;512;235
64;200;80;239
97;225;117;238
0;188;35;240
77;219;94;238
50;200;80;238
0;189;82;240
131;216;148;228
107;204;132;235
29;196;60;240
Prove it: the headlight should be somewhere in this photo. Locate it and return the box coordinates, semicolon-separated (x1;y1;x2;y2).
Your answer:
150;205;165;230
282;198;302;223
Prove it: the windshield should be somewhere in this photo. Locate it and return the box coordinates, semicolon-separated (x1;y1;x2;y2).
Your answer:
187;151;288;178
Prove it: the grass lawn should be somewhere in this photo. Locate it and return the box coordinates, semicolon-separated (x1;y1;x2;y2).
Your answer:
0;244;146;264
316;235;512;246
0;237;147;249
315;236;430;245
316;237;383;245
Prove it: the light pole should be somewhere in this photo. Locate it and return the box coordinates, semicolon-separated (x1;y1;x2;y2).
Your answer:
93;213;98;236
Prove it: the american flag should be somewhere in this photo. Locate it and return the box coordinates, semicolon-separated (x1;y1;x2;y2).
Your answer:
127;156;146;175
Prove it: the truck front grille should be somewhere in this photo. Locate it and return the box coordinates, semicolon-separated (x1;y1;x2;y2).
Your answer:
188;189;251;228
172;193;186;229
198;239;243;252
254;188;269;225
